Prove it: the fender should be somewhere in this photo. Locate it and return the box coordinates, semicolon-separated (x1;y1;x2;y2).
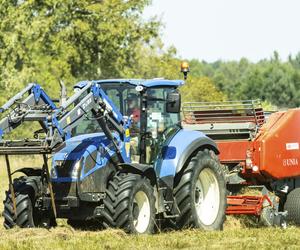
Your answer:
154;129;219;179
12;167;42;177
176;135;219;174
24;176;42;196
13;175;42;198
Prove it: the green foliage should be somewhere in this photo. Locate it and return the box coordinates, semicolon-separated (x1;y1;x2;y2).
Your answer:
124;44;227;102
261;100;277;112
0;0;159;98
123;41;182;79
180;77;226;102
188;53;300;108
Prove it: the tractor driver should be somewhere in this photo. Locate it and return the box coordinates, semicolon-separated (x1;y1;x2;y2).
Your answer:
127;93;141;162
127;93;141;126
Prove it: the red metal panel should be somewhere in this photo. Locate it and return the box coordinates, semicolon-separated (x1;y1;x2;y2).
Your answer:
226;195;272;216
257;109;300;179
217;141;252;164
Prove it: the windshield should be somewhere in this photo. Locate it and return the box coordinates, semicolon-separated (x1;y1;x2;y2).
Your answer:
72;83;140;136
101;83;138;118
146;88;180;136
145;87;181;163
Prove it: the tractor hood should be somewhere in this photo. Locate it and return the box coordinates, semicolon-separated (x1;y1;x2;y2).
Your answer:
53;132;115;162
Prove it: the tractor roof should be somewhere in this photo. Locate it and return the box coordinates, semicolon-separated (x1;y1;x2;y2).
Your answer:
74;79;184;89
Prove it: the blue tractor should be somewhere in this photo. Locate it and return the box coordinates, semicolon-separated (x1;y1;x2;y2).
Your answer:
0;74;226;233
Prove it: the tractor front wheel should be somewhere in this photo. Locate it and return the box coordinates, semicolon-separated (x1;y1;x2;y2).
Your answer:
174;149;226;230
3;190;35;229
103;172;156;234
3;177;55;229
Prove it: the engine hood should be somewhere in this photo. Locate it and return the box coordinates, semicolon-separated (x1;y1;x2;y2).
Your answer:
53;132;114;162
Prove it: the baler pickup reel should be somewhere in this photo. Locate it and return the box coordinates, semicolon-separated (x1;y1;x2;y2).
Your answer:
182;100;265;140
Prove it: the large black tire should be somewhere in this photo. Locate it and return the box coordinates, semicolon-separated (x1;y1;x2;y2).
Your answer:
3;177;55;229
173;149;226;230
103;172;156;234
284;188;300;225
3;186;35;229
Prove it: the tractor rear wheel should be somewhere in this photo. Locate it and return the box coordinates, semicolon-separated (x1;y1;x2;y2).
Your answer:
103;172;156;234
173;149;226;230
284;188;300;225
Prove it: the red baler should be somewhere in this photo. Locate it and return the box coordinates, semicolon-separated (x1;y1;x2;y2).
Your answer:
182;100;300;226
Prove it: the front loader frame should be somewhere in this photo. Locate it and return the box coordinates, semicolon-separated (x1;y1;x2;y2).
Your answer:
2;151;57;219
0;83;60;219
0;81;131;220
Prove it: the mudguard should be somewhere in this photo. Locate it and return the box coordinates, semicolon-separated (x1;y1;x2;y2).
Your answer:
154;129;219;179
12;168;42;177
14;176;42;198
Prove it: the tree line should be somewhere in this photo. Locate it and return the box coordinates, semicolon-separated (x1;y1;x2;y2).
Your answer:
0;0;298;112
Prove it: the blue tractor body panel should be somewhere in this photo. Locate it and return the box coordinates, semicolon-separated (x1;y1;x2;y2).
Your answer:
154;129;218;178
52;132;130;183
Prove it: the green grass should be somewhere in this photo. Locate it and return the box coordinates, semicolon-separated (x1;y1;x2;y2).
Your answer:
0;156;299;250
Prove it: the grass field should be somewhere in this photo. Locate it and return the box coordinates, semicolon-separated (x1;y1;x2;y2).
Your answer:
0;156;299;250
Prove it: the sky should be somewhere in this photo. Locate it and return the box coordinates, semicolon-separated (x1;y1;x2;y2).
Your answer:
144;0;300;62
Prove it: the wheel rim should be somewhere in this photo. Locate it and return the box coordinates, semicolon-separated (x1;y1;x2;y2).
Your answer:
194;168;220;226
133;191;151;233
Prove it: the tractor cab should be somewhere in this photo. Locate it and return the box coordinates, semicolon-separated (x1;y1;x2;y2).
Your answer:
93;79;184;164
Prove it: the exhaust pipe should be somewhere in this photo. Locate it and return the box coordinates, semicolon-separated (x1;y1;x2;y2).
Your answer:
59;79;67;106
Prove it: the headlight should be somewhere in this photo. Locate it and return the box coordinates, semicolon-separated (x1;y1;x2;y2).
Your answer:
71;160;81;179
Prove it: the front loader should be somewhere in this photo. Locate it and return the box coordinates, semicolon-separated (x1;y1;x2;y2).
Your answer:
0;76;226;233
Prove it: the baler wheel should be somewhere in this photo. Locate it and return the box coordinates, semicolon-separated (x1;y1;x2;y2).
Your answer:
284;188;300;225
103;172;156;234
173;149;226;230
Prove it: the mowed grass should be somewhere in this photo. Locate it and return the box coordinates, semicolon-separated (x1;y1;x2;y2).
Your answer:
0;156;299;250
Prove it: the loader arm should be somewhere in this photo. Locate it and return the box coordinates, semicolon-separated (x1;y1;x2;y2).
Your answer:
53;81;129;162
0;81;129;162
0;83;58;139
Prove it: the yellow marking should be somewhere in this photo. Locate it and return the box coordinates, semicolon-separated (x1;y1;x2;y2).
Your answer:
125;142;131;157
66;116;71;125
125;129;130;137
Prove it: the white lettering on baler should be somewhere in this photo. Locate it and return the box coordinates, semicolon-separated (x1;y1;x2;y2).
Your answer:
286;143;299;150
283;158;299;166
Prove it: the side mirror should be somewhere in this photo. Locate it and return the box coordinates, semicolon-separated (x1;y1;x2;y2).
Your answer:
166;91;181;113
